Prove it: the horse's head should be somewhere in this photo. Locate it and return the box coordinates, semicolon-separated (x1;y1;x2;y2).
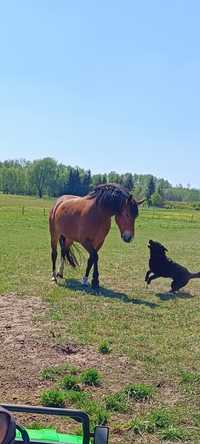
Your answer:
115;196;145;243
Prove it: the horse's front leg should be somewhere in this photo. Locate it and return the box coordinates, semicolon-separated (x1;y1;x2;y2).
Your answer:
82;240;99;288
91;250;99;289
82;254;94;286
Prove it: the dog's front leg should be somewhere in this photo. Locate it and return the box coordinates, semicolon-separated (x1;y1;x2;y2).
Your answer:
145;270;151;282
147;274;159;285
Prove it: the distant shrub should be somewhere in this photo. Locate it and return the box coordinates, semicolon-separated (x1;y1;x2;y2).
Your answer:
105;392;128;413
180;369;200;384
40;363;78;381
64;390;89;406
98;340;111;354
40;367;58;381
129;408;183;437
160;425;186;441
40;389;65;407
148;408;172;429
80;368;101;386
61;375;80;391
124;383;154;400
151;192;164;208
81;399;109;427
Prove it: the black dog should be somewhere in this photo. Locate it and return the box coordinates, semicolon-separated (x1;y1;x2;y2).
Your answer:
145;240;200;292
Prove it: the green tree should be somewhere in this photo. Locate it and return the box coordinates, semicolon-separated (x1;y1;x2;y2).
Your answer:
29;158;57;198
92;174;107;186
108;171;121;184
80;170;91;195
151;192;164;207
145;176;155;206
121;173;134;191
65;167;81;195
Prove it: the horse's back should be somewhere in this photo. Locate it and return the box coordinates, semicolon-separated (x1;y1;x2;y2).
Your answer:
50;194;79;218
49;194;92;231
49;194;103;243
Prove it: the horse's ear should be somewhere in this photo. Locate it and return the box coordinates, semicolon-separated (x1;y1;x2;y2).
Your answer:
136;198;145;205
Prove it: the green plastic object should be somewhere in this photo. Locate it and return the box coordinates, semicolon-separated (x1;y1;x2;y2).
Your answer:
15;428;84;443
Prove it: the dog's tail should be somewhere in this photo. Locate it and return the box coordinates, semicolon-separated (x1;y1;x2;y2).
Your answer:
189;271;200;279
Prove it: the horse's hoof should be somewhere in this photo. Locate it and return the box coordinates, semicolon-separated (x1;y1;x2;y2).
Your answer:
92;281;99;290
57;272;63;279
82;276;89;286
51;276;57;283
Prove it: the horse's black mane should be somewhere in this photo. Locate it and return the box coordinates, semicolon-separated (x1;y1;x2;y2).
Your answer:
89;183;138;216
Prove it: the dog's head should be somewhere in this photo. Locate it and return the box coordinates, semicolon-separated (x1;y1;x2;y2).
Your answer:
148;240;168;255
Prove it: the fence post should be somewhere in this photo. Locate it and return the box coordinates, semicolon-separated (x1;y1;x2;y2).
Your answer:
22;206;24;215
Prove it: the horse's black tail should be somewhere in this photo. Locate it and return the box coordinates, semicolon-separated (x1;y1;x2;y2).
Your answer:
59;236;80;268
65;245;79;268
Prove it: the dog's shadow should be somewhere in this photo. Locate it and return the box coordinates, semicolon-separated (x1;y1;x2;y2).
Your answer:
58;278;158;308
156;290;193;301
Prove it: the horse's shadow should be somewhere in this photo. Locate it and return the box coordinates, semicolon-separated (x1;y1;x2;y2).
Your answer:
156;290;193;301
58;278;158;309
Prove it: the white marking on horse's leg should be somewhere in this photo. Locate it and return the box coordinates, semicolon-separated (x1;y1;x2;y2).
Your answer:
51;271;57;282
82;276;89;286
58;258;65;278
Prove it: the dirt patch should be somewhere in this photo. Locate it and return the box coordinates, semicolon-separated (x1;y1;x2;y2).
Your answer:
0;293;185;443
0;293;68;404
0;293;130;405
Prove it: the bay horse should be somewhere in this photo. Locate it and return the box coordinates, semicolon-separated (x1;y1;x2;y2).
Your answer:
49;183;144;288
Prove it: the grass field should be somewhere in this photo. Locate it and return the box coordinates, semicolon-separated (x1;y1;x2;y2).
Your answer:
0;194;200;443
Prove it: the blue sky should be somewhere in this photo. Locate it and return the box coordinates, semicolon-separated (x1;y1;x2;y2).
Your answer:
0;1;200;187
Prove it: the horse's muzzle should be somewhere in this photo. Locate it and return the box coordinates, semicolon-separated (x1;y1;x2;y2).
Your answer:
122;231;133;243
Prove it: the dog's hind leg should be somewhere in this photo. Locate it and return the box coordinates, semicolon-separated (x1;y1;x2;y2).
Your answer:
171;277;189;293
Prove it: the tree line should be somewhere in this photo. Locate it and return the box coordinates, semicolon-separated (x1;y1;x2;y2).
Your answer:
0;157;200;206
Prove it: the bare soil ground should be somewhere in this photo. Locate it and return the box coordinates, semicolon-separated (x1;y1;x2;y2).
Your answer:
0;293;62;404
0;293;135;404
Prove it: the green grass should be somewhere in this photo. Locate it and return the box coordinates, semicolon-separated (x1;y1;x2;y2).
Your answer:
180;369;200;384
98;340;112;354
128;407;188;440
61;375;80;391
40;389;65;407
159;425;187;441
124;383;154;400
80;368;101;386
1;194;200;442
105;392;128;413
40;363;78;381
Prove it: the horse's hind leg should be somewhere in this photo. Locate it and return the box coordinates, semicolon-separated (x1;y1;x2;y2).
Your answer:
50;232;60;282
51;244;58;282
57;235;65;279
